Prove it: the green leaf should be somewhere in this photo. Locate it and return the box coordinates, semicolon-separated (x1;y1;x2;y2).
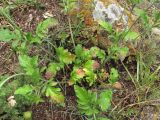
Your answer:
108;45;129;60
98;21;113;33
118;47;129;61
58;32;69;41
23;111;32;120
74;85;99;116
62;0;77;13
99;118;110;120
47;62;63;75
84;69;97;86
75;45;93;62
0;28;16;42
98;90;112;111
49;81;58;86
75;45;105;64
90;47;106;62
134;8;150;29
70;67;85;84
56;47;75;64
109;68;119;84
19;55;38;72
26;33;41;44
27;93;44;104
75;44;84;58
152;10;160;24
46;86;64;104
128;0;143;4
134;8;145;16
18;55;40;82
74;85;89;101
36;18;58;39
14;29;22;40
124;31;139;41
135;8;148;23
83;60;94;71
15;85;32;95
11;29;22;48
83;60;97;86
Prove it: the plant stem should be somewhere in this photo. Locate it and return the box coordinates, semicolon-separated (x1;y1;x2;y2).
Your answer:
0;8;19;30
0;8;28;41
0;73;25;89
136;53;141;88
120;2;155;41
68;16;76;48
150;65;160;78
121;61;137;88
118;98;160;113
93;114;97;120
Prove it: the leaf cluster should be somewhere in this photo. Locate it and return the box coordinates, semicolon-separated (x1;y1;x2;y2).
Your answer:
74;85;112;119
70;44;106;86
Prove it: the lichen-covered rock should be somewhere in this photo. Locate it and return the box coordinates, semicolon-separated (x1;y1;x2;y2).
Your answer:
92;0;128;26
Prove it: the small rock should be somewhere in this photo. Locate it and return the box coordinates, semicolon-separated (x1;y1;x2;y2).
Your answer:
43;11;54;19
113;82;122;89
152;28;160;36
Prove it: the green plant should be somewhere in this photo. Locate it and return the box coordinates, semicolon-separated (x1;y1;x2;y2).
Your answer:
61;0;77;14
45;47;75;79
70;44;106;86
18;55;40;83
45;81;64;104
127;0;143;5
98;21;139;61
14;0;37;4
74;85;112;120
15;46;75;106
107;44;129;61
0;28;20;42
0;76;31;120
23;111;32;120
109;68;119;84
0;17;65;119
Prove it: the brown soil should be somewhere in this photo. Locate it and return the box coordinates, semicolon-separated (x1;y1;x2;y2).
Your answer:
0;42;18;75
32;87;81;120
32;102;73;120
11;0;65;32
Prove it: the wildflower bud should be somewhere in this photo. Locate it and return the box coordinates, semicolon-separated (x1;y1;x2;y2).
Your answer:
76;68;85;77
45;71;54;80
103;72;109;79
93;60;100;70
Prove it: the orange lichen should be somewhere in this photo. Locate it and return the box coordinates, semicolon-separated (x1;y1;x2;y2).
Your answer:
79;0;94;26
